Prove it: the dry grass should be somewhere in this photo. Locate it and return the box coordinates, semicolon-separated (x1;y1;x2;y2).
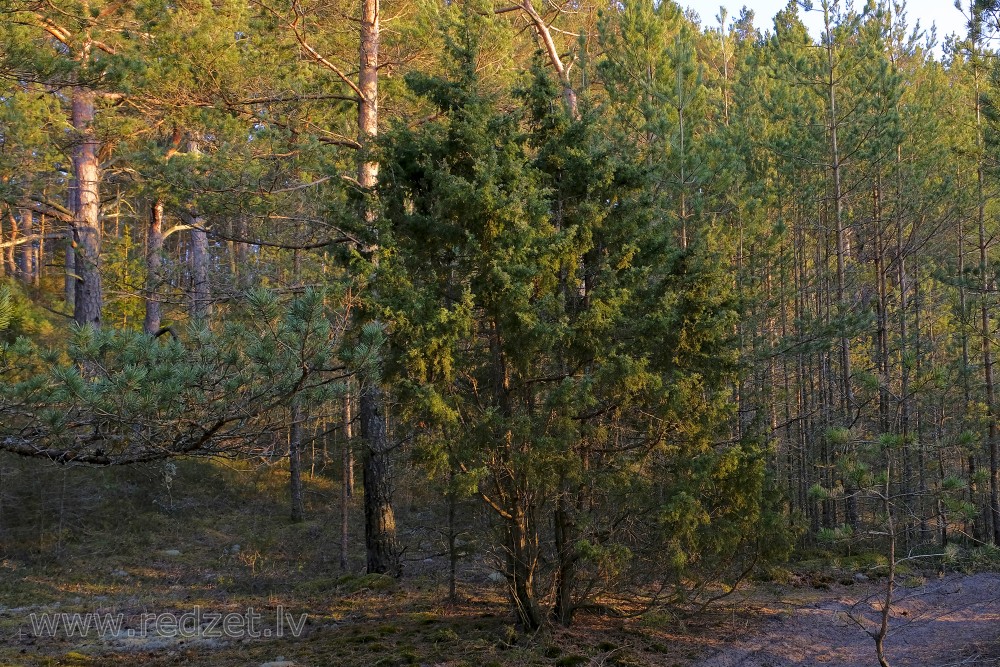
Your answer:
0;455;739;667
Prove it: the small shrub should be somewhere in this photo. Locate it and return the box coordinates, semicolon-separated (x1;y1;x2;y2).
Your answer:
433;628;459;643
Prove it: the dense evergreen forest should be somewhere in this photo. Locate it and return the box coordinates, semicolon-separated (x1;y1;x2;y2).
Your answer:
3;0;1000;662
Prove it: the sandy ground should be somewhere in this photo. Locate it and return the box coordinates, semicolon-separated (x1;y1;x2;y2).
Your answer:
694;573;1000;667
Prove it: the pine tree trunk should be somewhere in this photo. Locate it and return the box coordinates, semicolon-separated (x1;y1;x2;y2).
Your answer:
345;390;355;496
898;154;913;533
520;0;578;118
341;388;353;571
981;191;1000;544
64;232;75;310
356;0;399;576
4;208;17;278
184;137;211;321
190;220;210;320
290;403;305;523
975;69;1000;543
143;200;164;335
359;384;400;576
71;86;102;328
36;212;45;288
447;466;458;602
958;187;980;540
824;4;858;532
19;207;34;283
235;216;249;290
358;0;379;198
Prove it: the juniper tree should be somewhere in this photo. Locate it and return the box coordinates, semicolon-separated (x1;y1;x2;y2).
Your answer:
375;15;788;629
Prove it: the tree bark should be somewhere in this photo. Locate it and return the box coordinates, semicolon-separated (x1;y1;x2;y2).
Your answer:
341;386;353;571
64;231;76;311
520;0;578;118
71;86;102;329
4;208;17;278
344;390;355;495
186;138;211;321
143;200;164;335
0;210;6;279
18;206;34;283
356;0;400;576
358;0;379;199
975;65;1000;543
506;501;543;630
553;486;575;626
289;403;305;523
190;221;210;320
447;466;458;601
359;384;400;576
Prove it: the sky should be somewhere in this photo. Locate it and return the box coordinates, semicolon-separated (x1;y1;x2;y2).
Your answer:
682;0;971;50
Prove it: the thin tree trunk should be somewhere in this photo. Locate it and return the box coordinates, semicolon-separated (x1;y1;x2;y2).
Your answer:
235;216;249;289
975;68;1000;543
520;0;578;117
4;208;17;278
898;148;913;535
447;465;458;602
36;212;45;288
345;390;355;496
553;485;575;626
64;231;75;310
874;455;895;667
290;403;305;523
341;387;353;571
143;200;164;335
958;176;979;540
19;206;34;283
0;210;6;279
506;501;543;630
824;2;858;531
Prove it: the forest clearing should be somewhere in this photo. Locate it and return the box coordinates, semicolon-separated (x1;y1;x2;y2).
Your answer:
5;0;1000;664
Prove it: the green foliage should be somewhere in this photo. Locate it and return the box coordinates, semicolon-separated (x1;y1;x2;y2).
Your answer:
375;16;788;622
0;288;347;463
0;280;54;343
0;284;10;334
817;524;854;544
1;0;999;635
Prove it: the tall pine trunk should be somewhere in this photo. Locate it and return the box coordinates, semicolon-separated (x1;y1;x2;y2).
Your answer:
357;0;399;576
824;2;858;531
186;138;211;321
71;86;102;328
975;68;1000;543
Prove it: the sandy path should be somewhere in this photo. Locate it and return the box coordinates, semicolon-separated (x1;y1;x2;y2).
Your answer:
694;573;1000;667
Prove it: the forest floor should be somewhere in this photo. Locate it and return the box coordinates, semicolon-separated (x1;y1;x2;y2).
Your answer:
1;457;1000;667
693;572;1000;667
